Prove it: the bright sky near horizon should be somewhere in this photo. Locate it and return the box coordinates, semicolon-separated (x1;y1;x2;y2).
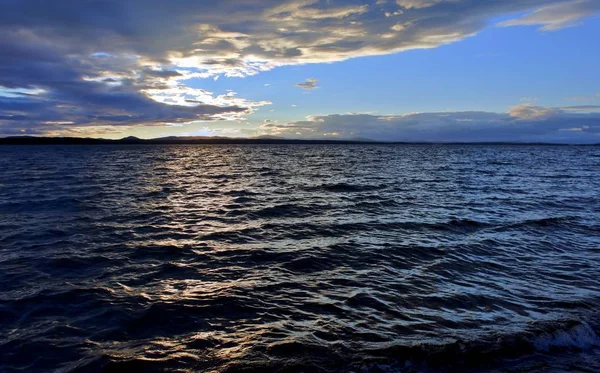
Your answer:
1;0;599;142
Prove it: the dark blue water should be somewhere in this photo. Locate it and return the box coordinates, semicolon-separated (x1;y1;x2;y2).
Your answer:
1;144;599;372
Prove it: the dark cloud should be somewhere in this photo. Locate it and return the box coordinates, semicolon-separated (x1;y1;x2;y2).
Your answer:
295;78;319;90
142;69;183;78
3;1;596;71
0;28;265;136
263;105;600;143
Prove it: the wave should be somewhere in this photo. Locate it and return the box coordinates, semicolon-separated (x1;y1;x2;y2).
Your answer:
141;317;600;372
360;318;600;372
240;318;600;372
301;182;389;193
194;216;582;244
222;189;259;197
248;203;323;219
487;160;515;166
502;216;580;230
58;318;600;373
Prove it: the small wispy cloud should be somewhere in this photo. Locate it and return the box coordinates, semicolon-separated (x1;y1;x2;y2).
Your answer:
568;92;600;101
498;0;600;31
295;78;319;90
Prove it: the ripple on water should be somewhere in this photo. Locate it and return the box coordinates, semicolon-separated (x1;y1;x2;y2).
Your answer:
1;144;600;372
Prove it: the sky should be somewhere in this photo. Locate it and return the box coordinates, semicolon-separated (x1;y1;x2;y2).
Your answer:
1;0;599;142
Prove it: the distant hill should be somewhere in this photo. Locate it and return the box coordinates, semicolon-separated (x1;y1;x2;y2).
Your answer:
0;135;597;146
0;135;380;145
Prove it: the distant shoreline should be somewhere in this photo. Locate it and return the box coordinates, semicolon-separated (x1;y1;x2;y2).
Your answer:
0;136;598;146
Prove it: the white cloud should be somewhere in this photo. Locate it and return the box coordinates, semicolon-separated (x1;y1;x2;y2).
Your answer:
508;104;561;120
396;0;459;9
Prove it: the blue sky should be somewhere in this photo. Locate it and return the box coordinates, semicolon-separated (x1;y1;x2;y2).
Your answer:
195;18;600;115
1;0;599;142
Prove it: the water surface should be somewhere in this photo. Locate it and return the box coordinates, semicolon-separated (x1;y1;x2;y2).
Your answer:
1;144;599;372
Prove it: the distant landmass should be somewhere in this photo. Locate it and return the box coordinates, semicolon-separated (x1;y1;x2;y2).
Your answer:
0;135;380;145
0;135;598;145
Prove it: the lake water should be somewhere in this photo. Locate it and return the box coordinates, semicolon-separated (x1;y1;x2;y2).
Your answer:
1;144;599;372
